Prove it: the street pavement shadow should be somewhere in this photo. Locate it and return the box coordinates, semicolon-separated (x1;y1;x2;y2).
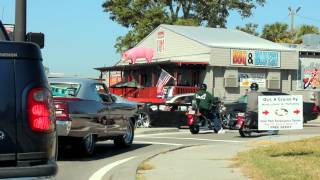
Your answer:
236;133;280;138
57;142;151;161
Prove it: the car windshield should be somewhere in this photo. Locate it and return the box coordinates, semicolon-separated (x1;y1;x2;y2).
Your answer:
237;95;248;103
50;83;80;97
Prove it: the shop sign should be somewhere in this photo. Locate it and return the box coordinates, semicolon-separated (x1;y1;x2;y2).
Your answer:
157;31;165;53
258;95;303;130
300;58;320;89
239;73;266;88
231;49;280;68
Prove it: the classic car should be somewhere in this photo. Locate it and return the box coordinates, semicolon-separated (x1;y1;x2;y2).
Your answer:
136;93;194;128
223;91;319;123
49;77;137;155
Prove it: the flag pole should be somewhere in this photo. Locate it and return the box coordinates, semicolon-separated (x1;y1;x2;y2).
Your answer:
161;68;176;80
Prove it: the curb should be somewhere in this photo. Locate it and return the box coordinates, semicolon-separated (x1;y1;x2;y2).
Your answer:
304;124;320;127
135;128;179;135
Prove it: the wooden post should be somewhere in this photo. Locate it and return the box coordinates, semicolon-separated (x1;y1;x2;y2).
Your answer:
108;71;111;87
152;69;155;86
138;70;142;84
174;69;178;86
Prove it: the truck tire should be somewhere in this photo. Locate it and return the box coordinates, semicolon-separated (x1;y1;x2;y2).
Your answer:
114;121;134;148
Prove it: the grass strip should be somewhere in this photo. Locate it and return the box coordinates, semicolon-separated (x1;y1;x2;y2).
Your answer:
235;137;320;180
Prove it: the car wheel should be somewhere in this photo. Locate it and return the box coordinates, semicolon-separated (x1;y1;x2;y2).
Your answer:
189;125;200;134
114;121;134;148
81;134;96;156
136;113;151;128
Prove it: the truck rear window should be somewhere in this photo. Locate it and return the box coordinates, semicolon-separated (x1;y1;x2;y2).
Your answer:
50;83;80;97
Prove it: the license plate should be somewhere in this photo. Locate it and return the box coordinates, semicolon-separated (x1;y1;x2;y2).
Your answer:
188;110;195;115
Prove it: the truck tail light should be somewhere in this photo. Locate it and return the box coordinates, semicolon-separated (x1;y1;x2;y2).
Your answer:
54;102;70;121
27;87;54;132
312;104;319;113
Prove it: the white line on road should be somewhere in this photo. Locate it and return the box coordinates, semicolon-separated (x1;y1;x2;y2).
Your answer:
134;141;183;146
135;131;190;137
138;137;244;143
88;156;136;180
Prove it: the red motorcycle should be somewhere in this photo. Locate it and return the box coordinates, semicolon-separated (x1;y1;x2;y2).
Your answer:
186;108;216;134
186;100;221;134
235;112;279;137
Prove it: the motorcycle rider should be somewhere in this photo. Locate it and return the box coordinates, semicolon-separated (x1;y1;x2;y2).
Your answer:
246;82;279;135
246;82;262;128
194;83;225;134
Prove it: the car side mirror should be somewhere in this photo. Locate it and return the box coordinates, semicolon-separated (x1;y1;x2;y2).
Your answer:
26;32;45;49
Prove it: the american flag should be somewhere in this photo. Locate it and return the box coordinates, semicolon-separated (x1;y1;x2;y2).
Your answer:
156;69;174;94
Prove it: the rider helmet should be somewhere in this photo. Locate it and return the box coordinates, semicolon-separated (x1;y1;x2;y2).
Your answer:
200;83;207;91
250;82;259;91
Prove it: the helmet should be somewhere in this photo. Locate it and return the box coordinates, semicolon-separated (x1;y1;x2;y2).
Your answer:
200;83;207;91
250;83;259;91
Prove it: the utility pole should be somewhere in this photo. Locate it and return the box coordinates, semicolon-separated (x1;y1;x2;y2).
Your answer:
288;6;301;35
14;0;26;41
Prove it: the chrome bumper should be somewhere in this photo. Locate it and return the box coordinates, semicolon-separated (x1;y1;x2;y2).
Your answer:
56;120;72;136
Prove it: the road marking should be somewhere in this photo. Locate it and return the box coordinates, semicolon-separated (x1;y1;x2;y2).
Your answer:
135;129;232;138
134;141;183;146
89;156;136;180
138;137;244;143
135;131;190;137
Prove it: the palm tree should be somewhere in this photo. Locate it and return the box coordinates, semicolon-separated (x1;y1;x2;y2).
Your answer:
261;22;292;43
236;23;259;36
294;24;319;43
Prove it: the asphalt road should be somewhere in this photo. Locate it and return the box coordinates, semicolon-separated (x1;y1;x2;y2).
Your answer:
55;125;320;180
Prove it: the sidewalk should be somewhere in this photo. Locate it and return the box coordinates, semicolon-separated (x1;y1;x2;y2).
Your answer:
138;125;320;180
140;142;249;180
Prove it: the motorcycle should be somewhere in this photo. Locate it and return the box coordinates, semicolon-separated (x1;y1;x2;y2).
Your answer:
186;99;221;134
217;102;238;130
235;112;279;137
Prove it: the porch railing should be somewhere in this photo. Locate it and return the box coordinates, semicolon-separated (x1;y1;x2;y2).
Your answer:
109;86;198;101
173;86;199;94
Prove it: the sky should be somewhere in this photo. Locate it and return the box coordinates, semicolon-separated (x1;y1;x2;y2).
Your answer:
0;0;319;78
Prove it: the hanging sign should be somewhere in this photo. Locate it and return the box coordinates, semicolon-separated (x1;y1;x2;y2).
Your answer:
239;73;266;87
231;49;280;68
157;31;165;53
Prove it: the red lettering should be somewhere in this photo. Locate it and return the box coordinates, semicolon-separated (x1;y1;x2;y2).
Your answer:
232;50;246;65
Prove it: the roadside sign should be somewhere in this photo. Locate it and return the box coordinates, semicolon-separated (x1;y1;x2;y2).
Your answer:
258;95;303;130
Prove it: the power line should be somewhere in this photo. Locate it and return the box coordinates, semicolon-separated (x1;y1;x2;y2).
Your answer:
296;15;320;23
280;14;289;23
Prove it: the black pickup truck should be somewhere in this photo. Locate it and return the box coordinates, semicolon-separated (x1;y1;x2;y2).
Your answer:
0;22;57;178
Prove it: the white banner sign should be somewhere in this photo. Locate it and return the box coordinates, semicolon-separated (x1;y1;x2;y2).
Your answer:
258;95;303;130
239;73;266;88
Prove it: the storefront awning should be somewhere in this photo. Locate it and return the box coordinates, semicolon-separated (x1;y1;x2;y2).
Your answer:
95;61;208;72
